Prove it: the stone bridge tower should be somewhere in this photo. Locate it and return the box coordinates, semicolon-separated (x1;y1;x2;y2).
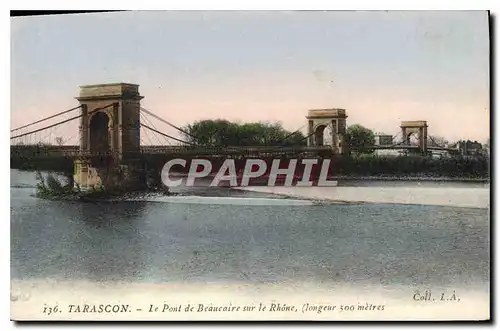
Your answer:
306;108;348;154
74;83;146;191
400;120;428;153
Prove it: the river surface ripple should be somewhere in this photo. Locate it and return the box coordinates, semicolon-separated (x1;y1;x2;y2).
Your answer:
10;170;489;294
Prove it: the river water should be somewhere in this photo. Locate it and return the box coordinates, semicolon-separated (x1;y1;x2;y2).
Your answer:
10;169;490;320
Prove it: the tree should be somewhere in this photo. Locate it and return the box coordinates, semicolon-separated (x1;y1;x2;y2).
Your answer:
457;140;484;155
182;119;307;147
182;119;238;146
483;138;490;156
55;137;64;146
345;124;375;156
429;136;449;147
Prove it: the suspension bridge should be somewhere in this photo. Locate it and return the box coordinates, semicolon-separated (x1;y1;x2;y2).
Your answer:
10;83;459;191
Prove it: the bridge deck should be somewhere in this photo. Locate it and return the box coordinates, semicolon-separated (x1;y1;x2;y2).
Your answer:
10;145;334;159
10;144;459;157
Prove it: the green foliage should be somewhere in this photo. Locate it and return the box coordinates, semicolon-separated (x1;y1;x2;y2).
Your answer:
35;171;77;200
331;154;489;179
182;119;307;147
456;139;489;156
345;124;376;155
428;136;449;147
35;171;114;200
35;171;46;193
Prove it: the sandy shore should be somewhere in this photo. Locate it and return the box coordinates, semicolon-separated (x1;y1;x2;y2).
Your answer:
329;176;489;182
232;186;490;208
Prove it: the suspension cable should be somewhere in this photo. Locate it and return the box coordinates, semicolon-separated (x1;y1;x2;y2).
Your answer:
278;124;306;146
428;135;442;147
10;103;115;140
10;105;82;132
140;112;165;146
297;131;316;143
140;107;199;142
264;131;315;152
141;124;193;146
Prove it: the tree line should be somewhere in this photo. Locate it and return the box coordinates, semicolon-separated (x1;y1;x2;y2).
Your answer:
181;119;490;157
181;119;308;147
181;119;379;152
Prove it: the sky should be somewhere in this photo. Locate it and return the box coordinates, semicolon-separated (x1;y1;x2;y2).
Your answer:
10;10;490;143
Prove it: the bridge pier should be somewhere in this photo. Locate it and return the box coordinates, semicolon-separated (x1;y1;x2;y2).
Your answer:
73;158;146;192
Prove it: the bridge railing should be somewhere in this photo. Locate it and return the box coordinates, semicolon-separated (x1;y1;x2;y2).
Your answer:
11;143;461;159
11;144;334;158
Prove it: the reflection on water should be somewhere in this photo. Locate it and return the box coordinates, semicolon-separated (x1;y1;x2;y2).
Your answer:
10;170;490;293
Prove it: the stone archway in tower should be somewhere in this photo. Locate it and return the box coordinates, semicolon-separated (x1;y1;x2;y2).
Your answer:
306;109;348;154
89;111;111;153
314;125;328;146
406;131;420;146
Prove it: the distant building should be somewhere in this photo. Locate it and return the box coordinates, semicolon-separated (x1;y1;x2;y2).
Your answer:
458;140;483;155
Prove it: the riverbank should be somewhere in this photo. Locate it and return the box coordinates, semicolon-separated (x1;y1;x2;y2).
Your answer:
16;169;490;208
233;185;490;209
166;173;489;187
328;175;489;183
